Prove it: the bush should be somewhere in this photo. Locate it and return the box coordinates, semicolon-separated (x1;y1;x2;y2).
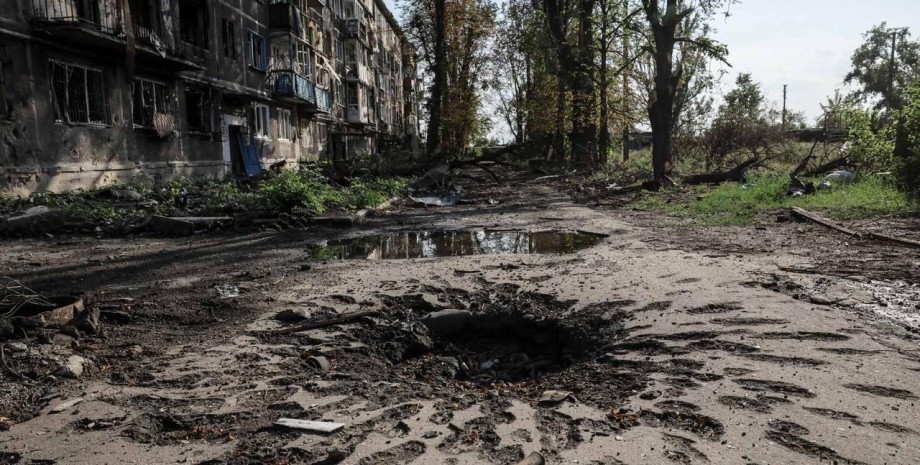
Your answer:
896;84;920;200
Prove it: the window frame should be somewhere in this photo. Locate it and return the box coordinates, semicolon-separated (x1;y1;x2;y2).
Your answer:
247;30;268;72
184;86;212;134
132;77;172;129
49;59;109;126
277;108;292;140
222;19;237;60
253;103;270;139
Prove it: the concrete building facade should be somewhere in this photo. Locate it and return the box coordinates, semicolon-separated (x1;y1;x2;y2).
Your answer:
0;0;420;193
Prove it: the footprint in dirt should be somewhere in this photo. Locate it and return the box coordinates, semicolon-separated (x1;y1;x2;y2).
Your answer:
686;302;743;315
759;331;851;342
842;383;918;400
734;379;816;398
764;419;868;465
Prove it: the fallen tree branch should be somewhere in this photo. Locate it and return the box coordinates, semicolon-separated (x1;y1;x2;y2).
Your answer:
682;158;761;185
791;140;821;178
790;207;920;249
804;156;848;177
790;207;861;236
271;310;380;335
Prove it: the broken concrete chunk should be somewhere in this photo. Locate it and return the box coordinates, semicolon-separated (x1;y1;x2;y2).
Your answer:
0;206;65;234
110;189;145;202
275;308;312;323
149;216;196;236
307;356;331;373
54;355;88;379
539;390;574;404
49;397;85;414
274;418;344;434
7;342;28;353
421;309;473;337
516;452;546;465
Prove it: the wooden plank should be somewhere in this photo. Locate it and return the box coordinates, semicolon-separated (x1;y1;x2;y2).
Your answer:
789;207;861;237
790;207;920;249
274;418;344;434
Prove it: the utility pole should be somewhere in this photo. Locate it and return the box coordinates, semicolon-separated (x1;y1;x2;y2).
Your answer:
888;27;907;113
782;84;787;131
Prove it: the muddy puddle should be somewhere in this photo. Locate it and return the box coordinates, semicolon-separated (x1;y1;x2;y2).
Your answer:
311;230;606;260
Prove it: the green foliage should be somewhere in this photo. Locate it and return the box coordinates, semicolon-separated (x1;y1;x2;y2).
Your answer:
846;23;920;111
637;173;912;226
896;83;920;199
0;168;407;226
844;108;896;171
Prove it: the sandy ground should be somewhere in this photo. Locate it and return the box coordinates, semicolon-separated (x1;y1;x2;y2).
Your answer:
1;172;919;465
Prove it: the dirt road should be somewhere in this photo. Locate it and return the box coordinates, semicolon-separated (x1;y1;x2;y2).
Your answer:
2;174;918;464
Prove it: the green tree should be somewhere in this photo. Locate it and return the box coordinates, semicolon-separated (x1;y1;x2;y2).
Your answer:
895;83;920;199
846;23;920;113
637;0;731;182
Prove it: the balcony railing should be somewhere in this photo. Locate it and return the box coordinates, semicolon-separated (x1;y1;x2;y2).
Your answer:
273;70;317;104
344;18;363;39
315;86;332;112
30;0;121;35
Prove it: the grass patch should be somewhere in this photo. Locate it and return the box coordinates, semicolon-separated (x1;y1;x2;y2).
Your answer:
636;173;914;226
0;166;407;228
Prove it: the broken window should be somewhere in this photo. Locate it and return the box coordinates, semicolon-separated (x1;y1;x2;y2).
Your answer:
132;77;172;129
222;19;237;59
49;59;108;126
247;31;267;71
179;0;209;49
185;87;211;134
253;103;270;138
278;108;292;140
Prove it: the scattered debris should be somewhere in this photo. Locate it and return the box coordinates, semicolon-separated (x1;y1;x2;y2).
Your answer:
538;390;574;404
270;310;380;335
0;206;64;235
49;397;85;414
420;309;472;337
274;418;344;434
149;216;196;236
791;207;920;249
54;355;89;379
216;285;241;299
516;452;546;465
307;355;331;373
275;308;312;323
410;195;463;207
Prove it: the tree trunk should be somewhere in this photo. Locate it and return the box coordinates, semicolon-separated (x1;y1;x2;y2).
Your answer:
644;0;681;182
426;0;447;156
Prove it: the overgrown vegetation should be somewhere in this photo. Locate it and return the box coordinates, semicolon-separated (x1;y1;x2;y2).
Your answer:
0;166;407;229
637;173;912;226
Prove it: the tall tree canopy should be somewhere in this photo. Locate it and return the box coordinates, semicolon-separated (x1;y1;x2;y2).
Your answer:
846;23;920;113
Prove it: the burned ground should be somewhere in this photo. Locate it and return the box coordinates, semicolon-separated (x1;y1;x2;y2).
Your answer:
1;169;919;464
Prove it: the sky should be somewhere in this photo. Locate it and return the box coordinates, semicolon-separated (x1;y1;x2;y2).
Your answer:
381;0;920;132
710;0;920;122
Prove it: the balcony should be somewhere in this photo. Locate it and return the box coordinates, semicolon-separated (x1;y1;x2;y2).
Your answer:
269;0;305;34
343;18;363;39
29;0;125;50
272;70;317;105
314;86;332;113
347;104;370;125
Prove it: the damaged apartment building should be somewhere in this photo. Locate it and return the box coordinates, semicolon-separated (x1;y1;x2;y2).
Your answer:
0;0;421;193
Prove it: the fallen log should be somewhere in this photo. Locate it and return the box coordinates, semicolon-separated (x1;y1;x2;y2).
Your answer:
791;140;821;178
789;207;861;237
790;207;920;249
271;310;380;335
804;156;848;177
682;158;760;185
